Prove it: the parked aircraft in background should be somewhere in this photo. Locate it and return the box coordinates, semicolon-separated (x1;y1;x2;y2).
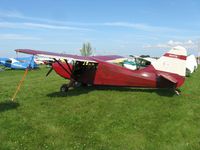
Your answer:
0;56;38;70
186;54;198;76
16;46;187;95
34;56;54;65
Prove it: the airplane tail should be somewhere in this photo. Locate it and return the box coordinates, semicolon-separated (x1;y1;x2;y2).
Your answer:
152;46;187;76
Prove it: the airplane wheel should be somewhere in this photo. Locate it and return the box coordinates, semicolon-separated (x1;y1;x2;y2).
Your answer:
74;82;81;88
60;84;69;93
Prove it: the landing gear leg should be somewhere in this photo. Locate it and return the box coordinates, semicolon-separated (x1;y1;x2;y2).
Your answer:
60;79;75;93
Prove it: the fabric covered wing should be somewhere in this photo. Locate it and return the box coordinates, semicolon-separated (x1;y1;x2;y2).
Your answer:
15;49;124;63
15;49;97;62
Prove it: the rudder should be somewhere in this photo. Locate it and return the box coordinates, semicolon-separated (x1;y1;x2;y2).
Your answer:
152;46;187;76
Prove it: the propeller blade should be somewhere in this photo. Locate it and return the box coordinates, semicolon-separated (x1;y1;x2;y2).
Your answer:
46;67;53;77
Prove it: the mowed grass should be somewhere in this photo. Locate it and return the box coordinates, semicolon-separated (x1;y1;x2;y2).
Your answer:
0;67;200;150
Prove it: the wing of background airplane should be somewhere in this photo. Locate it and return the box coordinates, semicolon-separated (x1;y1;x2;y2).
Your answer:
15;49;124;63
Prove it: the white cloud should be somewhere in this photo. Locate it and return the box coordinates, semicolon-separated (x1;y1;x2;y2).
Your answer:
103;22;178;32
144;40;197;49
23;22;92;30
0;21;92;31
0;10;64;23
167;40;183;46
0;10;182;33
0;20;178;33
185;40;194;44
0;34;41;40
0;10;25;18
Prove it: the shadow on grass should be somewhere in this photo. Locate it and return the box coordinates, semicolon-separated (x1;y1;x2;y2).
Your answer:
0;101;20;113
47;86;175;98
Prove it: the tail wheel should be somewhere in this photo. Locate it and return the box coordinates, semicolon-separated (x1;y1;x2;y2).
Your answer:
60;84;69;93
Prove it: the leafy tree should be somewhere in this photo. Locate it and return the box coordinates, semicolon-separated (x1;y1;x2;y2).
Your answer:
80;42;93;56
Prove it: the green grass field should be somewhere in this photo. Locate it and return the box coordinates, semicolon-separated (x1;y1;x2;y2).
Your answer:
0;67;200;150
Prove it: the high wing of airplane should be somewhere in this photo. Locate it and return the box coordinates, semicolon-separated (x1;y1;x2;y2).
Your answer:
15;46;187;95
0;56;38;70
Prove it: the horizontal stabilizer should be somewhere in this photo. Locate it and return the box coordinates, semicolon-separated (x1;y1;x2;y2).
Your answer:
158;73;177;83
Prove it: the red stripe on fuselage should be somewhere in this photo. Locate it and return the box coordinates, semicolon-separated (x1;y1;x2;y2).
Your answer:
164;53;186;60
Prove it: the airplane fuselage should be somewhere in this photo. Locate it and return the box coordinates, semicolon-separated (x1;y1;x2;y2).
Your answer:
0;57;38;70
52;60;185;89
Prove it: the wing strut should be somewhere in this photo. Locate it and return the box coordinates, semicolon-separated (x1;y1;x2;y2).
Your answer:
53;58;74;79
64;59;73;74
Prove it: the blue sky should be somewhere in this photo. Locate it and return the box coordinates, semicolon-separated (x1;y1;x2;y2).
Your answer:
0;0;200;57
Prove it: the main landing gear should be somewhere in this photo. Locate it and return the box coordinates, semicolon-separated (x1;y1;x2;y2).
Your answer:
60;84;69;92
60;79;85;93
60;80;88;93
60;79;75;93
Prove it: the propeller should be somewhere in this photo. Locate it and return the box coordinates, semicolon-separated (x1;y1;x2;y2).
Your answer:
46;67;53;77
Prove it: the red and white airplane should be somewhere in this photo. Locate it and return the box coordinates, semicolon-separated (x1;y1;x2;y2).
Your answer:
15;46;187;95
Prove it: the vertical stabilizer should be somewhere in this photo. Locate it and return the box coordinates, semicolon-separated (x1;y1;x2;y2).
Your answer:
152;46;187;76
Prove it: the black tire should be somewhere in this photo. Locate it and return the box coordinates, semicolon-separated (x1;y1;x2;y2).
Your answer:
74;82;81;88
60;84;69;93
